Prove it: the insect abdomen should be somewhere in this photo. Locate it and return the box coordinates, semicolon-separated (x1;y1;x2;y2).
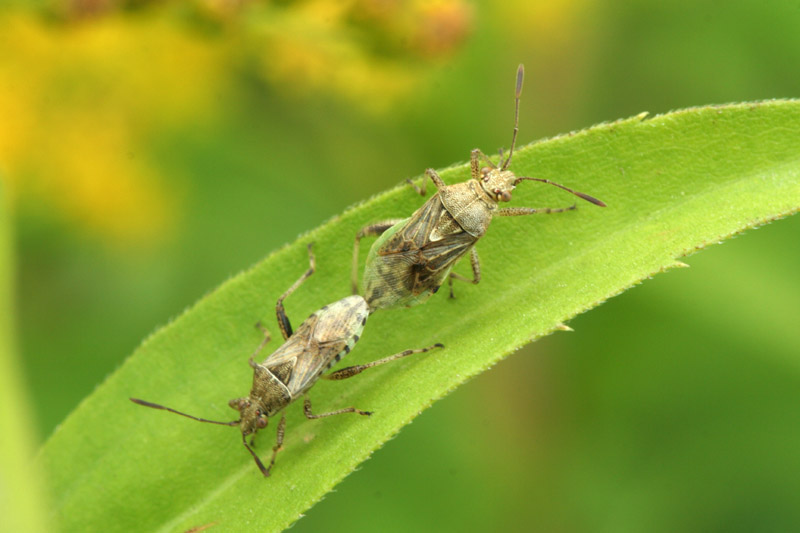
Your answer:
313;295;369;371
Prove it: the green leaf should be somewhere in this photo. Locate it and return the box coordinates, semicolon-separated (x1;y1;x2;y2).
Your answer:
0;180;51;533
39;101;800;532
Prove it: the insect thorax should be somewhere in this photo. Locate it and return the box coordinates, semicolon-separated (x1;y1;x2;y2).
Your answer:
249;362;293;417
438;181;495;238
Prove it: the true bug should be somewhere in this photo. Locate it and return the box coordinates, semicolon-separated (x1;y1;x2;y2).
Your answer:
131;244;443;477
352;64;606;311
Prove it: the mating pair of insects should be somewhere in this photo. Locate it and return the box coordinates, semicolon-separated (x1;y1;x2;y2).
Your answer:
131;64;605;477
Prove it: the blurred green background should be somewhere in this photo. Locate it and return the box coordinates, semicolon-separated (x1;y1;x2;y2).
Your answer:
3;0;800;531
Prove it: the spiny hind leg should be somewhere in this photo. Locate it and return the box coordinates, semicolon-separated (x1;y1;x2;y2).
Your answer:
276;243;316;340
303;395;372;418
352;220;403;295
323;343;444;381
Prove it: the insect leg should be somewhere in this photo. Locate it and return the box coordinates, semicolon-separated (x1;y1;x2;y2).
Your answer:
406;168;446;197
242;433;270;477
323;343;444;380
264;414;286;476
470;148;497;179
496;206;577;216
352;219;404;295
276;243;316;340
446;247;481;298
303;395;372;418
247;321;272;360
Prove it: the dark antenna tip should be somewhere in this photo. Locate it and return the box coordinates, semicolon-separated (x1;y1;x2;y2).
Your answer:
502;64;525;171
131;397;153;407
576;192;607;207
515;177;606;207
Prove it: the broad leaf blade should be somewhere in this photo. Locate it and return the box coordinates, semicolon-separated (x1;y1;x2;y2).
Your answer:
39;101;800;532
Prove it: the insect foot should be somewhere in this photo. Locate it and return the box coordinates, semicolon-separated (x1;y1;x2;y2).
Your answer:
132;243;443;477
352;64;605;312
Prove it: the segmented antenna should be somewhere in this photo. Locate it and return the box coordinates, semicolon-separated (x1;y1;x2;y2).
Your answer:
513;177;607;207
130;398;274;477
502;64;525;171
130;398;240;426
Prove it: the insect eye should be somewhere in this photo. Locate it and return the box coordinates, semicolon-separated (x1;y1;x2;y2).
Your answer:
229;398;248;410
493;189;512;202
481;167;490;179
257;417;268;429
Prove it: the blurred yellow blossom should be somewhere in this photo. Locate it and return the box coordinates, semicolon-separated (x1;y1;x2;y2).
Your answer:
0;1;473;246
239;0;473;112
493;0;591;48
0;13;225;247
348;0;473;59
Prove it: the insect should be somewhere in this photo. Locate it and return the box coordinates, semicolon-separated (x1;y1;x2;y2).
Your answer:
351;64;606;311
131;244;443;477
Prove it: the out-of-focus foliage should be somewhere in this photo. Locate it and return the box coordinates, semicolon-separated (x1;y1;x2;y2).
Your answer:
1;13;224;245
1;0;472;246
4;0;800;531
0;182;50;533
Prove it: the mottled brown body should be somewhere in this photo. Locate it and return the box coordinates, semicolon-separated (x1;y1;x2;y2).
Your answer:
132;244;443;476
361;194;478;309
353;64;606;311
229;295;369;435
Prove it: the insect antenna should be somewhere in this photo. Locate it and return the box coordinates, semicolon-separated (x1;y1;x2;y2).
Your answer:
501;63;525;171
242;434;270;477
514;177;607;207
130;398;240;426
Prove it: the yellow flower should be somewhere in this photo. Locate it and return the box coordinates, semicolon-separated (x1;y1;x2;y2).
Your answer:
0;13;223;248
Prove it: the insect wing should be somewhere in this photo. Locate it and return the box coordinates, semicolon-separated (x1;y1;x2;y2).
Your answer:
382;195;445;252
420;230;474;272
284;296;369;396
261;315;318;368
363;185;484;309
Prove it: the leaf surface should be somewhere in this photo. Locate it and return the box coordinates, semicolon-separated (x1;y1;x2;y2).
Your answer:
39;101;800;532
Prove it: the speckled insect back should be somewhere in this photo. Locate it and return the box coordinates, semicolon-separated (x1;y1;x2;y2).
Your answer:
352;64;606;311
132;244;443;477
